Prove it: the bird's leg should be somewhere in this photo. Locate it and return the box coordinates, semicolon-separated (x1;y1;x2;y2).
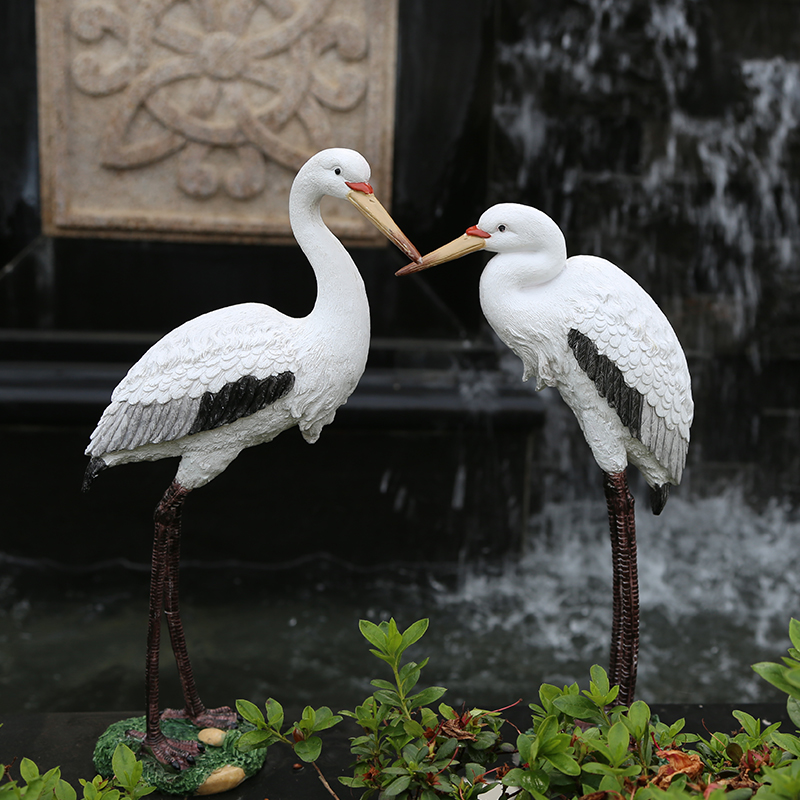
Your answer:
160;486;239;731
127;480;205;770
603;470;639;707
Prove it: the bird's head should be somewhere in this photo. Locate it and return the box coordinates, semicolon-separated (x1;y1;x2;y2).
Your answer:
296;148;421;263
395;203;567;280
305;148;373;200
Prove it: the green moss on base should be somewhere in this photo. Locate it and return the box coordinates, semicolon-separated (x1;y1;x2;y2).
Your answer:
94;717;267;795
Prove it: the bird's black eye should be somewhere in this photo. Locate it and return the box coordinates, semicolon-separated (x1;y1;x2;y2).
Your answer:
334;167;341;175
498;224;506;232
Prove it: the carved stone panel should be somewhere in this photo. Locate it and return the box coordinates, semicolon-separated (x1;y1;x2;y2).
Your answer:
36;0;399;244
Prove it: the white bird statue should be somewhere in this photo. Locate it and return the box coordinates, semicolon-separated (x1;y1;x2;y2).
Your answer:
396;203;693;705
82;148;421;769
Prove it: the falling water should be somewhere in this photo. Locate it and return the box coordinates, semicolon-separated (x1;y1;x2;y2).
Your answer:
493;0;800;348
2;482;798;716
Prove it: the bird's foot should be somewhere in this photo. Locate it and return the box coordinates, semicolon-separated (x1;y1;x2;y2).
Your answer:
126;729;205;771
161;704;241;730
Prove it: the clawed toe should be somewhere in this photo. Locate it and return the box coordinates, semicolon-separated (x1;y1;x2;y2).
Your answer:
195;706;240;729
126;729;203;770
161;705;239;730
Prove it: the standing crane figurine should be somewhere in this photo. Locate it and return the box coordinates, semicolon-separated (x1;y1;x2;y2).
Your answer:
82;148;421;769
396;203;693;705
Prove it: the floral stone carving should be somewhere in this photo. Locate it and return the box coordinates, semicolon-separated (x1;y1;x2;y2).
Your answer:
36;0;399;243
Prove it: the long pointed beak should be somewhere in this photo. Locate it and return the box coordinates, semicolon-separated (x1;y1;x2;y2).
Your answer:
346;183;421;263
394;227;489;276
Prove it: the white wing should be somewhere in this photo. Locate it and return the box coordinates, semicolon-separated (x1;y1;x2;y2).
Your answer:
87;303;301;456
569;257;694;482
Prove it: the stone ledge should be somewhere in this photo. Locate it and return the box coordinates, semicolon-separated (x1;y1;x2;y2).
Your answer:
0;362;544;430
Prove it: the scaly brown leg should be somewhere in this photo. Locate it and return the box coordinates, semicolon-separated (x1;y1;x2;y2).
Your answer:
129;480;205;770
161;507;238;730
603;470;639;707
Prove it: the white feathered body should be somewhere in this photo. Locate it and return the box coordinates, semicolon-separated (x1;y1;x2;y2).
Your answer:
87;299;369;489
480;252;693;488
85;150;372;491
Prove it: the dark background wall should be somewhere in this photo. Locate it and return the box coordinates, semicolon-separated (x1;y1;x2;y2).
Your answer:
2;0;800;571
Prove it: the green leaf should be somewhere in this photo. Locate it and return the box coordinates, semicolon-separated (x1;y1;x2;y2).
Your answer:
666;718;687;739
437;737;458;761
374;689;403;706
20;758;40;783
535;715;559;743
236;729;274;751
538;684;561;715
23;778;47;800
111;744;139;787
540;733;574;757
382;775;412;797
408;686;447;708
726;742;743;762
400;619;429;652
266;698;285;730
398;663;422;694
421;708;438;729
369;650;396;666
300;705;317;731
464;763;484;783
338;776;367;788
503;767;550;794
311;707;342;732
789;618;800;652
55;779;78;800
517;734;534;765
589;664;610;695
439;703;457;720
732;709;760;738
581;762;640;777
403;719;427;738
753;662;800;700
725;790;756;800
770;731;800;757
359;619;387;651
625;700;651;739
787;666;800;690
606;721;631;767
294;736;323;763
236;698;266;727
788;696;800;728
472;731;498;750
370;679;396;692
544;751;581;776
552;695;602;721
602;684;620;706
384;619;403;656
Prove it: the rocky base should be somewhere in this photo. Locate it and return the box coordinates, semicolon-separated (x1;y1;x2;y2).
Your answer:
93;716;266;796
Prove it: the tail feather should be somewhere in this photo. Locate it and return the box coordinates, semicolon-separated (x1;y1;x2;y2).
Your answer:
82;457;108;492
650;483;670;515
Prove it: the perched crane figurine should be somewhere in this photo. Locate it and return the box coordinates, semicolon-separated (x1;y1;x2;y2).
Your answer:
82;148;421;769
397;203;693;705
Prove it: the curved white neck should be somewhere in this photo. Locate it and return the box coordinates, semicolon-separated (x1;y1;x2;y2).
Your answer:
289;178;369;330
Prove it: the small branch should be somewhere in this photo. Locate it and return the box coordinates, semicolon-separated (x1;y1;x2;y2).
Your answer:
312;761;341;800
